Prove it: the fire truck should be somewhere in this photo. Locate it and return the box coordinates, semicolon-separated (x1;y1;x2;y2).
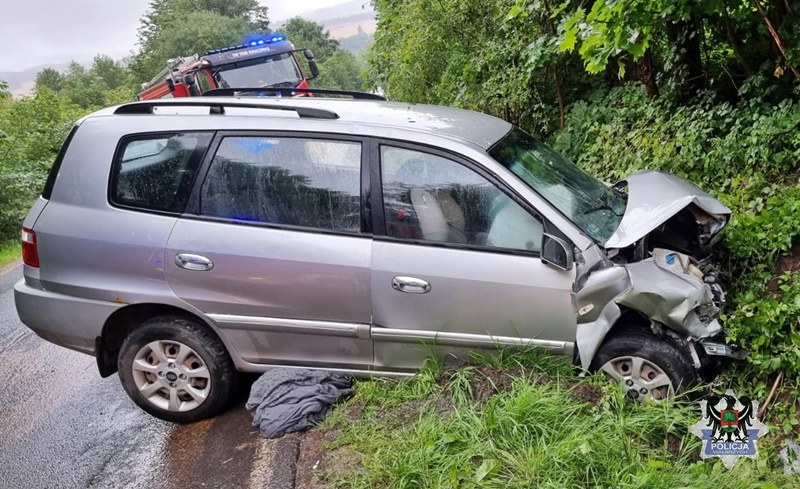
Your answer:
137;33;319;100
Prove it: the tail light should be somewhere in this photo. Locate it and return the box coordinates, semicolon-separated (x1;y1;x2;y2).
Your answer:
21;227;39;268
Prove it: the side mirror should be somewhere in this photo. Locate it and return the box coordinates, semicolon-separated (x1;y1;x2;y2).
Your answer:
304;49;319;80
183;74;201;96
541;233;574;271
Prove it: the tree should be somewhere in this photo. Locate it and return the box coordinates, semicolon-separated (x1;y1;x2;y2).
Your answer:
91;55;129;91
368;0;585;133
281;17;340;60
555;0;800;100
59;62;108;108
316;51;365;91
35;68;65;93
0;80;9;105
279;17;369;91
339;27;373;54
0;89;86;241
557;0;662;97
130;0;270;83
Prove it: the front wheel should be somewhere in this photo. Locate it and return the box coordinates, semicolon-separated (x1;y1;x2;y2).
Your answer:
118;316;238;423
590;328;697;401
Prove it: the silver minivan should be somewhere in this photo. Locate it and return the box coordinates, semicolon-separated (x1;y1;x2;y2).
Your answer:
15;94;740;422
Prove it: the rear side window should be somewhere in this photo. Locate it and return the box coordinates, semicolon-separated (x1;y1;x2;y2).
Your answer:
199;136;361;232
111;132;212;213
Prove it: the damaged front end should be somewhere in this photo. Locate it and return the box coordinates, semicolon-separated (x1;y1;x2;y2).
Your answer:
617;249;745;376
575;171;745;377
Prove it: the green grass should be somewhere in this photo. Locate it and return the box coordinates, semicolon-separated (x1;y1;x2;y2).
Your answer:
316;349;798;489
0;240;19;268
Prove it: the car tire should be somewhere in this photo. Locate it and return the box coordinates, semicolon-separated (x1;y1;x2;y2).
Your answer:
589;327;697;401
118;316;238;423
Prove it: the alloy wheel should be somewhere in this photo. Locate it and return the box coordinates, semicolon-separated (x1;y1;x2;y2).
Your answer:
130;340;211;412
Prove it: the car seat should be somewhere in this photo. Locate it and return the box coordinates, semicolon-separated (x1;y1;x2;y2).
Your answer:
391;159;467;243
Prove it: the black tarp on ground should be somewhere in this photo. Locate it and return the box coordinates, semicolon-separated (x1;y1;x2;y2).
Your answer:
246;368;352;439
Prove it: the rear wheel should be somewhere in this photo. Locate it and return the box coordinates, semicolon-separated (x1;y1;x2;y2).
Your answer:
590;328;697;401
118;316;237;423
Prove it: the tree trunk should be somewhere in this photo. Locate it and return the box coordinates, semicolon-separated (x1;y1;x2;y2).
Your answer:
667;18;705;102
636;49;659;98
754;0;800;81
724;12;754;77
553;66;565;130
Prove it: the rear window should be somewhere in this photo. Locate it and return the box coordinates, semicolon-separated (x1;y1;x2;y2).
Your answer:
110;132;212;213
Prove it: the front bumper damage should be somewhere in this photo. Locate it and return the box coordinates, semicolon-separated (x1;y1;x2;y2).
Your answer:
575;248;746;371
618;248;721;338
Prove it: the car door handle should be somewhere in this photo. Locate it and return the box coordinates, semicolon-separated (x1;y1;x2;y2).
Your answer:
392;276;431;294
175;253;214;271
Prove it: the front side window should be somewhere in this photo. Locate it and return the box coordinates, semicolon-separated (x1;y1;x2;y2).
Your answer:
112;132;211;213
200;137;361;232
381;146;544;252
489;127;626;244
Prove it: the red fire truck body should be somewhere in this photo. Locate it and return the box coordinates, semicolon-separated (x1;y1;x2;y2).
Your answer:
137;34;318;100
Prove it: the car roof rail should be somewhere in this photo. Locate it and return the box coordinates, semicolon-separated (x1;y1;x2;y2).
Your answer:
202;87;386;101
113;100;339;119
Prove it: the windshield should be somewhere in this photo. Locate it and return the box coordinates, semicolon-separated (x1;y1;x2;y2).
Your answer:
489;127;626;244
214;52;302;89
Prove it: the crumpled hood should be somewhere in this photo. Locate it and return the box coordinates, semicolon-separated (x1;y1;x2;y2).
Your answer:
605;171;731;249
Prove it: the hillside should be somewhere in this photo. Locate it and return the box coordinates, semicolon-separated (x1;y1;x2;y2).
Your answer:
277;1;376;40
0;63;69;93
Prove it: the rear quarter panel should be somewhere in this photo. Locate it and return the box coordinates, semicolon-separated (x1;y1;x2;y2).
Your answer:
36;117;179;304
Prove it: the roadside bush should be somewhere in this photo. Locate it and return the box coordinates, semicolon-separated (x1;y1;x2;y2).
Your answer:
0;89;86;242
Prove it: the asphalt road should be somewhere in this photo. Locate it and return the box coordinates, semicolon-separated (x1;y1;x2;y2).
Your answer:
0;263;293;489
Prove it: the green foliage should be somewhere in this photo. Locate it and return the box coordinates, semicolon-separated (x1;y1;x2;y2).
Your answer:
369;0;595;133
35;68;64;93
315;50;365;91
0;89;88;241
281;17;366;91
34;57;133;110
0;240;20;268
371;0;800;126
321;352;795;487
281;17;340;60
557;0;655;74
91;55;129;91
370;0;501;104
59;62;110;108
338;27;372;54
554;0;798;97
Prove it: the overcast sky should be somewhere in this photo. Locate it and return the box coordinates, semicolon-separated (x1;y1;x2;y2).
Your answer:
0;0;354;72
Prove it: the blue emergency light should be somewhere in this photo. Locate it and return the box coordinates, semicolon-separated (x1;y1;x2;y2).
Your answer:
205;34;287;55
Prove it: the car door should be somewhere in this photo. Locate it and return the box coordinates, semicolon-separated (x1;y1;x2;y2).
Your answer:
371;144;577;370
165;133;373;369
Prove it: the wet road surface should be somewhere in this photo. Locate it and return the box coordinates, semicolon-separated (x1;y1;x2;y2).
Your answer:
0;264;291;489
